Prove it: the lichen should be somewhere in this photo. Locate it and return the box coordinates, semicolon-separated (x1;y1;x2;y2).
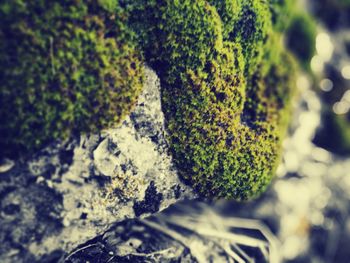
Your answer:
101;172;141;204
0;0;143;158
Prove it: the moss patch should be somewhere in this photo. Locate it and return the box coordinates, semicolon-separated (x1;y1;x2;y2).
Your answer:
122;0;298;199
0;0;143;158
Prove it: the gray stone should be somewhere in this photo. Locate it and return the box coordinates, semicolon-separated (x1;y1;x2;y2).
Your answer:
0;66;195;262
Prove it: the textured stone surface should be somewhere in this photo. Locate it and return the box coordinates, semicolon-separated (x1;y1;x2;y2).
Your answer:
0;67;195;262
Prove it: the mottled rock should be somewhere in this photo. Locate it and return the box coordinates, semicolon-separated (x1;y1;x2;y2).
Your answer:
0;67;195;262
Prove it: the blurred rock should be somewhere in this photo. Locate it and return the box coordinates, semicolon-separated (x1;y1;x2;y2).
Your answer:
0;67;195;262
65;204;277;263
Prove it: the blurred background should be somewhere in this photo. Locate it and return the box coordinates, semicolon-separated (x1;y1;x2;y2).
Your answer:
210;0;350;262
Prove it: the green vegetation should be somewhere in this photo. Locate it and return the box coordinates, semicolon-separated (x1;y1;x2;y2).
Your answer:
0;0;143;157
1;0;310;199
122;0;298;199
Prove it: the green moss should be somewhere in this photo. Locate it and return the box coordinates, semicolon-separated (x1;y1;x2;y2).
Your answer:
121;0;298;199
208;0;272;74
232;0;271;75
163;50;296;200
0;0;143;158
207;0;241;40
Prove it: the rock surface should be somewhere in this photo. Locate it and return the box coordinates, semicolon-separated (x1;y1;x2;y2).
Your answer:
0;67;195;263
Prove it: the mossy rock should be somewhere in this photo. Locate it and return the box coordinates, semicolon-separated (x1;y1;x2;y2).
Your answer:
0;0;143;158
2;0;303;200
